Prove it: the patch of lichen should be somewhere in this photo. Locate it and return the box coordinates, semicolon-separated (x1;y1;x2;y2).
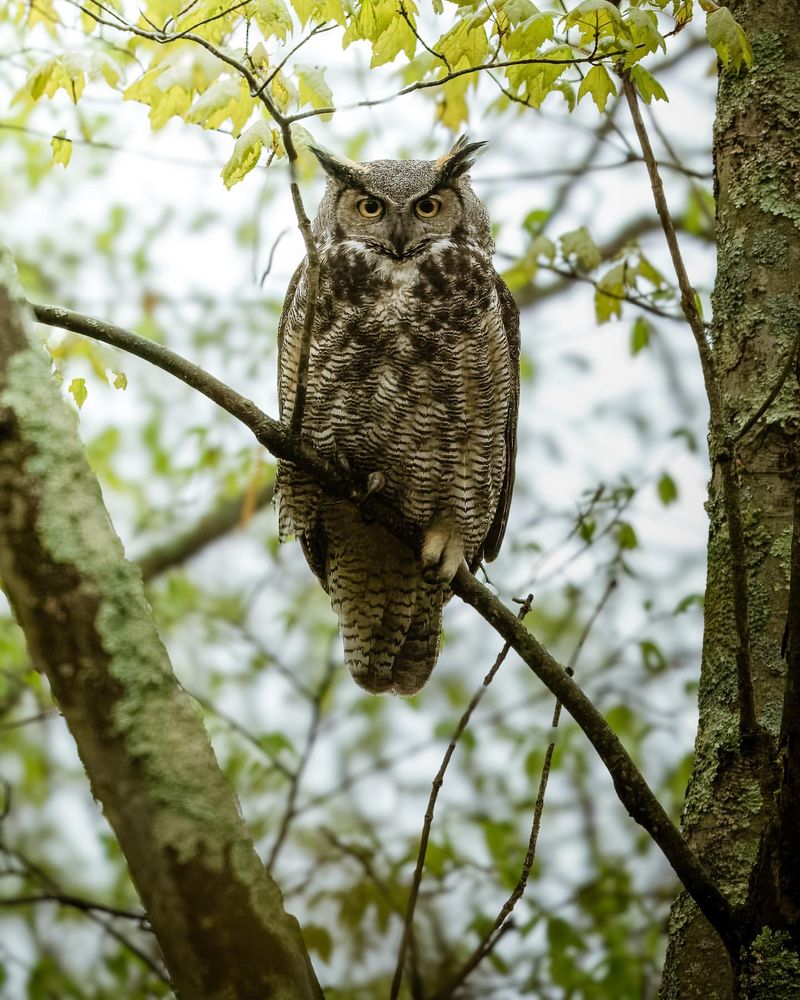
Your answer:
751;231;789;269
742;928;800;999
716;30;800;232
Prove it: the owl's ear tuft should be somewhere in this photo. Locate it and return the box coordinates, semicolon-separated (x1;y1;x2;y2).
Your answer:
309;144;366;186
435;135;488;183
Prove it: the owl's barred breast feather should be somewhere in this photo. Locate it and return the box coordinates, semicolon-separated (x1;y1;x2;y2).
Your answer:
276;140;519;695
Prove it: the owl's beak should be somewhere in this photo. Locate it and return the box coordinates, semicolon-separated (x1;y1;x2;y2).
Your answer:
389;218;407;258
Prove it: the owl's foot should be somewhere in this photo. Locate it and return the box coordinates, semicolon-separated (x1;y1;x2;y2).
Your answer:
364;471;386;500
420;519;464;585
332;444;352;481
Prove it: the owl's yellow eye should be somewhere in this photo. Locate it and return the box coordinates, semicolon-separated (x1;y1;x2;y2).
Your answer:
357;197;385;219
414;197;441;219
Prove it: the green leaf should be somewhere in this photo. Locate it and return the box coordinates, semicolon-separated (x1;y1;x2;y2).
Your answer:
505;44;572;108
112;370;128;390
560;225;602;271
563;0;622;45
370;14;417;66
68;377;87;409
185;79;253;135
629;64;668;104
616;521;638;550
256;0;294;41
577;64;617;112
674;592;704;614
302;924;333;962
639;639;667;674
50;129;72;168
595;261;627;323
706;7;753;70
295;64;333;112
657;471;678;505
221;121;275;188
630;316;652;355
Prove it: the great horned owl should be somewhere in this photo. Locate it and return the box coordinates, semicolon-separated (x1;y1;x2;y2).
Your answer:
276;136;519;696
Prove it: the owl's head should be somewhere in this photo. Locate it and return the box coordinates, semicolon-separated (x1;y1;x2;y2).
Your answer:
309;136;493;259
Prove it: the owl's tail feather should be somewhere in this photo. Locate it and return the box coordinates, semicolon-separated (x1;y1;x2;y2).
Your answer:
387;587;443;695
323;507;444;695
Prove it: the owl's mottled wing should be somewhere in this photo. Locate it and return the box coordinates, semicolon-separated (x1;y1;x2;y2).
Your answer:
277;261;329;588
277;261;305;382
482;275;520;563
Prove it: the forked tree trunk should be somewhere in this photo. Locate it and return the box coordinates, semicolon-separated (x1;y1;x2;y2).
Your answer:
660;2;800;996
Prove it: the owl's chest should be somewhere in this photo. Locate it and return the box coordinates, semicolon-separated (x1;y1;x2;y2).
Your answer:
316;247;494;360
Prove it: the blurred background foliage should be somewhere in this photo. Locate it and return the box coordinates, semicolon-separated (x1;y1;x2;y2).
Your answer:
0;1;724;996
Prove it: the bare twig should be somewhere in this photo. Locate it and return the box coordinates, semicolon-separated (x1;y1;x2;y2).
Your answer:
0;892;146;923
0;842;166;980
621;71;757;744
29;301;740;953
136;483;274;581
0;709;58;732
260;227;291;286
266;661;335;873
431;580;617;999
389;596;534;1000
184;688;293;779
399;1;450;70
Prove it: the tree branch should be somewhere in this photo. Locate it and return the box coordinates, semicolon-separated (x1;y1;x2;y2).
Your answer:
621;72;757;745
136;483;274;582
28;298;740;954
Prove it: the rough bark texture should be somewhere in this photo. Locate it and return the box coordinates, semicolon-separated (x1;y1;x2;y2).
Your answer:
661;4;800;997
0;254;323;1000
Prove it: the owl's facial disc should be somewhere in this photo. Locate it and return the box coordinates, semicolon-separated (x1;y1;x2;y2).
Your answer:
336;188;458;260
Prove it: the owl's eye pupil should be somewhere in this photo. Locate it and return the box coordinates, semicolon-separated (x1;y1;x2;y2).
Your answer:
415;197;441;218
358;198;383;218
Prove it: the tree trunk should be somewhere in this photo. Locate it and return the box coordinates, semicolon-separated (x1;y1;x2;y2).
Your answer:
660;3;800;996
0;251;323;1000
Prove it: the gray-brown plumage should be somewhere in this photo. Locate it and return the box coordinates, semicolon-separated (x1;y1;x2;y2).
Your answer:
276;136;519;695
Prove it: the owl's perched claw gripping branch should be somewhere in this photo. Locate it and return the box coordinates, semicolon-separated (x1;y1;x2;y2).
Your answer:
276;136;519;695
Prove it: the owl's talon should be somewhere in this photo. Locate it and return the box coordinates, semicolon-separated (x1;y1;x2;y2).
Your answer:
420;519;464;585
333;448;352;479
364;471;386;500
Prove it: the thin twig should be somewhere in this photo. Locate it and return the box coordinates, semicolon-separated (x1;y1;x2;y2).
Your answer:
136;483;274;581
0;892;146;923
0;709;58;732
260;228;291;286
184;688;293;779
431;580;617;999
621;71;757;744
399;1;450;70
266;661;335;872
389;596;534;1000
320;827;424;993
0;842;166;981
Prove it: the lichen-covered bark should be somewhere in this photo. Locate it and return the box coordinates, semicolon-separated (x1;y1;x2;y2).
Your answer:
661;4;800;997
0;253;323;1000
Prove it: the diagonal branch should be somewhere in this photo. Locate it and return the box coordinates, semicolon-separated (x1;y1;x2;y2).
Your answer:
29;299;740;955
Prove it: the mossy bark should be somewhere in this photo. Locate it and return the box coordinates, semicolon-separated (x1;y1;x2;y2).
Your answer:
0;254;323;1000
660;3;800;997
